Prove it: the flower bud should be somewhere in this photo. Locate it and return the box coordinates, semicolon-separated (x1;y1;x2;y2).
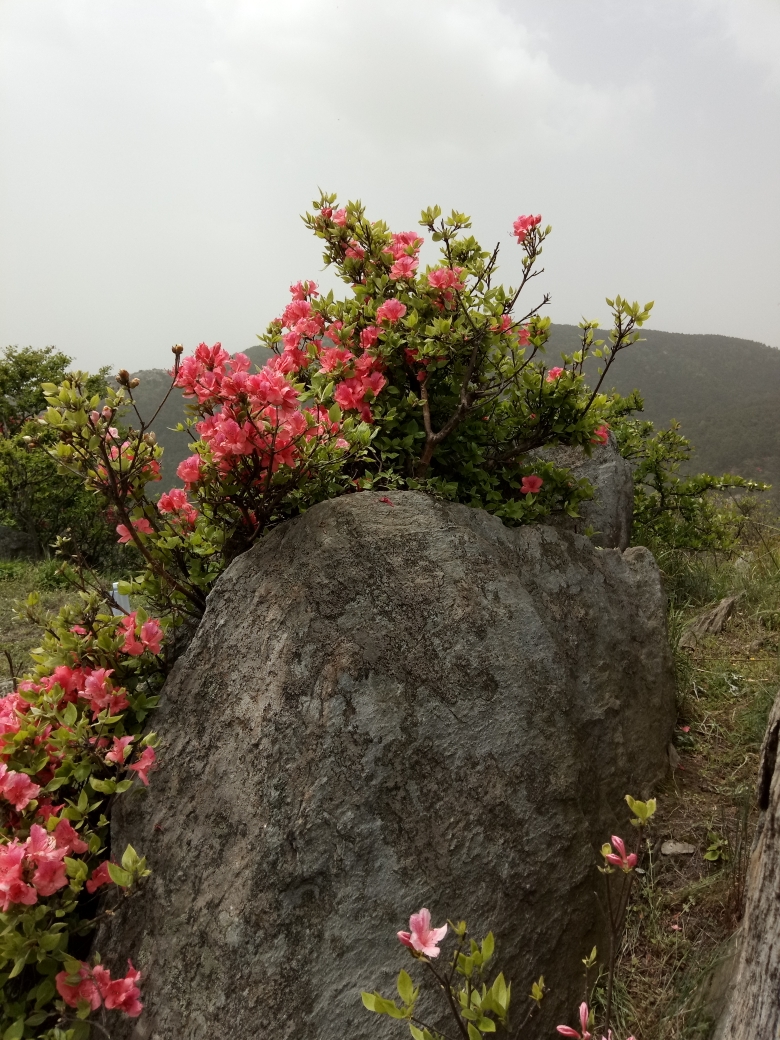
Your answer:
171;343;184;356
90;411;100;424
129;378;140;389
102;406;113;419
116;369;130;386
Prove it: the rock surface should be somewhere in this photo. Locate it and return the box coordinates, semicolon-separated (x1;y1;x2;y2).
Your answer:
99;492;675;1039
534;434;635;550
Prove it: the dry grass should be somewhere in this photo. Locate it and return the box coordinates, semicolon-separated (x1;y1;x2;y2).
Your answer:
603;528;780;1039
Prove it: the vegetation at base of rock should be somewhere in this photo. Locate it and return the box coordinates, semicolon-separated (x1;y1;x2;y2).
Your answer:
601;520;780;1038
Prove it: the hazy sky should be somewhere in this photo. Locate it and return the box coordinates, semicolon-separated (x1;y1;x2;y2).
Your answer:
1;0;779;372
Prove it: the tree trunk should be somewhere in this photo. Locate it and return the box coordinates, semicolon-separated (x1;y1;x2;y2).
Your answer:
717;687;780;1039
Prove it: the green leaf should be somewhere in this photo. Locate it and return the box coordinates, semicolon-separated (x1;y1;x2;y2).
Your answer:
481;932;494;962
361;991;378;1012
62;702;78;727
397;968;415;1005
3;1018;24;1040
107;863;133;887
467;1024;482;1040
8;955;27;979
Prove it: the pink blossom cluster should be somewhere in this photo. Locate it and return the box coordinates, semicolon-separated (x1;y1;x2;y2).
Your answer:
0;822;87;911
56;959;142;1017
0;761;41;812
512;213;542;243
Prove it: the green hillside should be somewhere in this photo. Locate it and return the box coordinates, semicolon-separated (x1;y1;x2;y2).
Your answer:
550;325;780;495
130;330;780;496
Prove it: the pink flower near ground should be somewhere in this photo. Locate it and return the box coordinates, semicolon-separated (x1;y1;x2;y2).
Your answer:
557;1001;592;1039
604;835;637;872
521;475;544;494
376;299;407;324
546;367;564;382
128;747;157;786
397;907;448;958
591;424;609;445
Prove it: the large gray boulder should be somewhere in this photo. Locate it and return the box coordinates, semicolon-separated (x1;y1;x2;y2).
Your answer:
99;492;675;1039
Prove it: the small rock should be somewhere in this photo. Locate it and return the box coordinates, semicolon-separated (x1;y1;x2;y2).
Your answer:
661;840;697;856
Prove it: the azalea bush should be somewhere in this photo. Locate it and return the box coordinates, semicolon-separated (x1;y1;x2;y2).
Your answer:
363;796;657;1040
40;193;652;623
0;589;164;1036
0;194;655;1035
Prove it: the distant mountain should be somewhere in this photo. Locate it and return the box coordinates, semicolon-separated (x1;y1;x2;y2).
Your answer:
129;330;780;498
547;325;780;496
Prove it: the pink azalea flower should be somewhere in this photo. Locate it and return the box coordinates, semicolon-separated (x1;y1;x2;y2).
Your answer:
591;424;609;445
604;835;637;872
518;326;531;347
0;763;41;811
427;266;465;291
557;1002;592;1039
546;367;564;382
140;619;163;655
521;475;544;495
0;842;38;910
176;454;203;486
332;208;348;226
53;818;89;855
56;963;102;1011
26;825;68;897
106;735;135;765
397;907;448;958
95;961;143;1017
86;860;114;894
360;326;380;349
389;255;419;281
115;518;154;544
376;299;407;324
512;213;542;244
289;280;318;301
128;747;157;786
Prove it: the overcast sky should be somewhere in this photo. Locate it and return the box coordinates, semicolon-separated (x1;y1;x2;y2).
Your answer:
1;0;779;373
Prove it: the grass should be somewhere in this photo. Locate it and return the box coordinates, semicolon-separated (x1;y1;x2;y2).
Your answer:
0;558;81;689
604;519;780;1039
